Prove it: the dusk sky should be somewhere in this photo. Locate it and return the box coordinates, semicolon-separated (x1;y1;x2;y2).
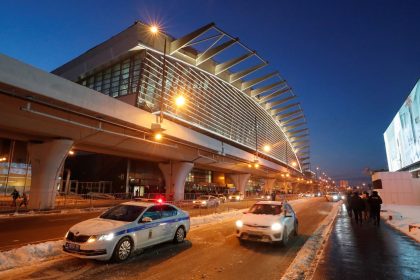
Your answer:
1;0;419;184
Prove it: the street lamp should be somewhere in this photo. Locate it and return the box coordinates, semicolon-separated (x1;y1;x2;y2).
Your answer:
263;144;271;153
175;95;186;107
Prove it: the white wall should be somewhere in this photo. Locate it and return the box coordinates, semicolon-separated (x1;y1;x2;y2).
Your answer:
372;172;420;205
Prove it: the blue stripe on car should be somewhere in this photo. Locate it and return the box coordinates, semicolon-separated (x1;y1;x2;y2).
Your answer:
116;216;189;236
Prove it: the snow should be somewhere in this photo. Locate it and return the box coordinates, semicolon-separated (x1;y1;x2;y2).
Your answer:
281;202;341;280
381;204;420;242
0;207;108;219
190;209;246;227
0;241;62;271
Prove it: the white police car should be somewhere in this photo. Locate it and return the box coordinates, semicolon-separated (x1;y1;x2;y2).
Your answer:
63;201;190;262
235;201;298;245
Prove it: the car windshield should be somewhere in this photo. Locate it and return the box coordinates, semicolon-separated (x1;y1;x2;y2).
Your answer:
100;205;146;222
198;196;209;200
248;204;282;215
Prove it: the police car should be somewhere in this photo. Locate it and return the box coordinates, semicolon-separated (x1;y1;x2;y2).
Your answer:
235;201;298;245
63;201;190;262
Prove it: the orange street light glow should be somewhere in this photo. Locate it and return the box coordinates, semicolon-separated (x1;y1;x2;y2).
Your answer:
154;132;163;141
175;95;185;107
150;25;159;34
263;144;271;152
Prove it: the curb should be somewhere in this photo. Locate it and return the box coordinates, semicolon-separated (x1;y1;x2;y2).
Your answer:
281;202;341;280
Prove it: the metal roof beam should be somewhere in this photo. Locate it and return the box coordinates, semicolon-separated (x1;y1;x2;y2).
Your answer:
299;157;310;162
291;135;309;142
250;80;286;97
296;145;309;152
284;122;306;132
267;95;296;110
258;87;290;103
170;22;216;55
215;51;255;75
241;71;278;91
286;128;308;137
281;115;305;126
229;63;267;83
277;110;301;120
196;37;238;66
272;102;299;116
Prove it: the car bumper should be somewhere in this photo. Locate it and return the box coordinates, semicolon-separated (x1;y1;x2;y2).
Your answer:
62;239;115;260
236;227;284;243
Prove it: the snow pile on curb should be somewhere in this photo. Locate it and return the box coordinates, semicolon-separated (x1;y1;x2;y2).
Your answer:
0;241;62;271
381;204;420;242
281;202;341;280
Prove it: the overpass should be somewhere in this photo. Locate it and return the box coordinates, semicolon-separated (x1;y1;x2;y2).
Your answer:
0;21;310;209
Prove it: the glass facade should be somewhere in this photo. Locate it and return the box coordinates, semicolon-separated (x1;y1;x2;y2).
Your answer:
79;49;300;170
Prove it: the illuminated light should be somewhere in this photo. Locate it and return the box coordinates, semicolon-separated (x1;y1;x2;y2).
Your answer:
291;161;297;167
87;236;97;243
281;174;285;178
247;163;252;168
0;157;6;162
286;173;290;177
236;220;243;228
263;144;271;152
68;150;75;155
157;198;163;203
175;95;186;107
271;222;282;231
254;163;260;168
150;25;159;34
154;132;163;141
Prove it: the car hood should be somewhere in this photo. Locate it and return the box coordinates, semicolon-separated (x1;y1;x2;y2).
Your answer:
69;218;130;235
241;213;282;226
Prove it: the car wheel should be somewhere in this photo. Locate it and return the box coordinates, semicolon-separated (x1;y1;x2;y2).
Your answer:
280;227;289;246
173;226;185;243
112;237;132;262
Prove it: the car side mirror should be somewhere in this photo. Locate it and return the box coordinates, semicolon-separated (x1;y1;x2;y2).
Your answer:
284;210;293;218
141;217;152;223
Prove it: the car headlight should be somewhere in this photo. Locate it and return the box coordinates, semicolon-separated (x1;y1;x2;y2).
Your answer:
333;195;338;200
271;223;282;231
193;200;196;203
201;201;207;204
229;196;232;199
64;231;69;239
88;233;115;243
236;220;243;228
341;196;345;200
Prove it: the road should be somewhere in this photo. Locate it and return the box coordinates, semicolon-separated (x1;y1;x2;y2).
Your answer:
0;200;257;251
0;197;333;280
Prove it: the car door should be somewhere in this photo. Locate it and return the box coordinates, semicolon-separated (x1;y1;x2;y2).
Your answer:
283;204;295;235
136;205;163;247
160;205;179;241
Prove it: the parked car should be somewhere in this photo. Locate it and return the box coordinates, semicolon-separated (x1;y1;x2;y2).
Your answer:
63;201;190;262
229;191;244;201
325;192;341;202
192;195;220;208
215;194;227;203
235;201;298;245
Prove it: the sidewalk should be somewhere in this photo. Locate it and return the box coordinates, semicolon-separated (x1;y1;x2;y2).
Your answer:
312;205;420;280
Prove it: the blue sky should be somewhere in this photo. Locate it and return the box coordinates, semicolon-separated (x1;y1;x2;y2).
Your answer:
1;0;419;184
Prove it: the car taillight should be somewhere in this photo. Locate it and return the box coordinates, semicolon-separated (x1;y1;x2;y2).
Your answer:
157;198;163;203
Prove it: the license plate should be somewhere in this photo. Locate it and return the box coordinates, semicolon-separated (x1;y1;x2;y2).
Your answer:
65;242;80;251
247;231;262;235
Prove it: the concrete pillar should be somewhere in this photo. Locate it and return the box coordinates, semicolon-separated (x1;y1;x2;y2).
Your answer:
159;161;193;201
228;173;251;194
264;178;276;193
28;139;73;210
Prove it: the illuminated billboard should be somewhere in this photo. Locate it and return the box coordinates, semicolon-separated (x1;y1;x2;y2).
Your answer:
384;79;420;171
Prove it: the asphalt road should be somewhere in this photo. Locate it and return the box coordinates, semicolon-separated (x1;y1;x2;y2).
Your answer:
0;200;257;251
0;197;333;280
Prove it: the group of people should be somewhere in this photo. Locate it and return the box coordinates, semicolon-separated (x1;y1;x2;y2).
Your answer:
345;190;382;226
10;189;29;208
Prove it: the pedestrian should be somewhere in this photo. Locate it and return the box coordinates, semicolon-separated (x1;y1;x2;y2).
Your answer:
362;191;370;222
10;188;20;207
369;191;383;226
345;191;353;218
351;192;364;224
271;191;276;201
19;192;28;208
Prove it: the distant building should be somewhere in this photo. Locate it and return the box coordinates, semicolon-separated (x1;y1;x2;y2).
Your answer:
339;180;349;189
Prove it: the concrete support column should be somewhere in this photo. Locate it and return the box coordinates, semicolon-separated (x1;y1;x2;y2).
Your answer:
159;161;193;201
28;139;73;210
228;173;251;194
264;178;276;193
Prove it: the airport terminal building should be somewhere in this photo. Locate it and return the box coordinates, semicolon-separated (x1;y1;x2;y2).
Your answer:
0;21;311;208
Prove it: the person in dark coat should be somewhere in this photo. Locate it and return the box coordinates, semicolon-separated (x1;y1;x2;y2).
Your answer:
362;191;370;222
271;191;276;201
368;191;383;226
19;192;28;208
350;192;365;224
10;189;20;207
345;191;353;218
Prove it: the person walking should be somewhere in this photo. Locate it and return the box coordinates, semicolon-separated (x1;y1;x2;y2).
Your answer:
271;191;276;201
345;191;353;218
369;191;383;226
362;191;370;222
10;188;20;207
19;192;28;208
351;192;364;225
